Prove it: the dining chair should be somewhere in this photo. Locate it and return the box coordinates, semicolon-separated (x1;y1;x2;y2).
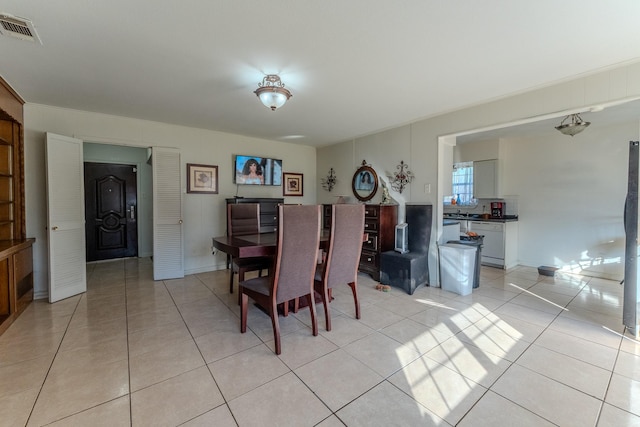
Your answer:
314;204;365;331
239;204;321;355
228;203;272;295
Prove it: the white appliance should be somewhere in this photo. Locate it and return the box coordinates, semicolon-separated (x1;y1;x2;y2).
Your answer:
394;223;409;253
470;221;504;267
441;221;461;244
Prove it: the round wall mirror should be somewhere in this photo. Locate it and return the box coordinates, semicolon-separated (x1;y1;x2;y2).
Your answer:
352;164;378;202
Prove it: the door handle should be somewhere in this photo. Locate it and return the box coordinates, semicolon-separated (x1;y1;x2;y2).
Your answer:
129;205;136;220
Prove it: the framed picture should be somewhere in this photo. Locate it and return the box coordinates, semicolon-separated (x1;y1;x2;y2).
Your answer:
283;172;303;196
187;163;218;194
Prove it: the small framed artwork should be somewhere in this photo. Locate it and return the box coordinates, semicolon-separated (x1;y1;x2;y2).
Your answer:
283;172;303;196
187;163;218;194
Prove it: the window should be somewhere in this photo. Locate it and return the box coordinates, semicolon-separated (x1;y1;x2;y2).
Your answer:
451;161;474;205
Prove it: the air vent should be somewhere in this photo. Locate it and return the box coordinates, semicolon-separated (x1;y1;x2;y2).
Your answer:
0;13;41;44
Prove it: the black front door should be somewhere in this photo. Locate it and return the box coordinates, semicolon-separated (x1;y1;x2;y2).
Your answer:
84;162;138;261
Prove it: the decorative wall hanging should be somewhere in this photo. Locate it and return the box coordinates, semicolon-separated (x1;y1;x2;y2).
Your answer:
321;167;337;191
352;160;378;202
187;163;218;194
283;172;303;196
389;160;414;193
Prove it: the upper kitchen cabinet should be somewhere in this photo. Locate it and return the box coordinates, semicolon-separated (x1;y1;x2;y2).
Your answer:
473;159;501;198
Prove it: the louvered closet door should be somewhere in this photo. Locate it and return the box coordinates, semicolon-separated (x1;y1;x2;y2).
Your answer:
45;132;87;302
152;147;184;280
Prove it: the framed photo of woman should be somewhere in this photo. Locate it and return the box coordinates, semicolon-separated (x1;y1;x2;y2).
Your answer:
283;172;303;196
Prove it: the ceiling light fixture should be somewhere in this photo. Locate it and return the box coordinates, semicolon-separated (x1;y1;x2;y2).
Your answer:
555;113;591;136
254;75;292;111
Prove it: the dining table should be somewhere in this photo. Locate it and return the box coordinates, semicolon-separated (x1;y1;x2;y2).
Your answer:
213;230;367;314
212;230;330;261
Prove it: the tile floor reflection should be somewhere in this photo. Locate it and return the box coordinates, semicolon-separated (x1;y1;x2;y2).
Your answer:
1;258;640;426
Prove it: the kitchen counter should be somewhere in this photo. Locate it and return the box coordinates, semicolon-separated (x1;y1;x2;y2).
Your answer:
443;214;518;223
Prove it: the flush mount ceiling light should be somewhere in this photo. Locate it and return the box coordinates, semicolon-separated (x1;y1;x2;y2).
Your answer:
555;113;591;136
254;74;292;111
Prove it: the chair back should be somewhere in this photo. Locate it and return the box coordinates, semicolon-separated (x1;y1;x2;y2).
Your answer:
273;205;321;303
323;204;365;288
228;203;260;237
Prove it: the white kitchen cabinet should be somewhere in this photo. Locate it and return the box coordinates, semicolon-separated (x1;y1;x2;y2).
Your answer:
469;220;518;269
473;159;500;198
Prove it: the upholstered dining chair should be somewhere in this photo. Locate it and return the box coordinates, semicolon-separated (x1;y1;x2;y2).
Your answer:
239;204;321;355
314;204;365;331
228;203;272;295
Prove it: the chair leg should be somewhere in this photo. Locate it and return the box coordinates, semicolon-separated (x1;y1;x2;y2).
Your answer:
307;293;318;336
270;301;281;355
236;269;246;305
348;281;360;320
321;286;331;331
283;300;289;317
293;298;299;313
240;292;248;333
229;268;235;294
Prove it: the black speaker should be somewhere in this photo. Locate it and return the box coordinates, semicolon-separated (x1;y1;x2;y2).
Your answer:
405;204;433;253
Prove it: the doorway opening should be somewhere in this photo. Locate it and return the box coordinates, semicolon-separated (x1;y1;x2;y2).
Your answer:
83;143;153;264
84;162;138;261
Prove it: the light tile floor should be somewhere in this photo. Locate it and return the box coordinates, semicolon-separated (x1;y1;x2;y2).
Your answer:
2;258;640;426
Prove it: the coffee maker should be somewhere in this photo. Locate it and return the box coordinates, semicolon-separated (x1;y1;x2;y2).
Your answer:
491;202;505;218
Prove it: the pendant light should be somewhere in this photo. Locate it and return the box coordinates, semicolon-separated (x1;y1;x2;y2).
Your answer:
555;113;591;136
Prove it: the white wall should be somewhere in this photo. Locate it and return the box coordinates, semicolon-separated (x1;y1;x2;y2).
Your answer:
25;104;316;299
317;61;640;285
455;139;500;163
503;121;636;279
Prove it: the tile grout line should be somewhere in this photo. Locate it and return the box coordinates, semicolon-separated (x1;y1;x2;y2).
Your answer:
25;289;83;426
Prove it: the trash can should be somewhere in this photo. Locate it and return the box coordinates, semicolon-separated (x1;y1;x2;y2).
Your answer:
439;243;477;296
447;236;483;289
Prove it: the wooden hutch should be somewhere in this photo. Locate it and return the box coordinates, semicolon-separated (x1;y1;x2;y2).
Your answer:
0;76;35;336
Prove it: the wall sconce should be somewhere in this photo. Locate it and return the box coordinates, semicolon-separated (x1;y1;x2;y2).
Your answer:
321;168;337;191
389;160;414;193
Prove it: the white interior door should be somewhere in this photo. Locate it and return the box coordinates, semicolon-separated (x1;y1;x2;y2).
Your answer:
152;147;184;280
45;132;87;302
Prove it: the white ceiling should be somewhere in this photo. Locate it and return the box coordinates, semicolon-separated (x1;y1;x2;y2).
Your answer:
1;1;640;147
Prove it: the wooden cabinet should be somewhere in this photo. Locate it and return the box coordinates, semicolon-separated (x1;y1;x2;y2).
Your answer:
0;240;34;335
0;76;34;336
359;204;397;281
226;198;284;234
473;159;500;198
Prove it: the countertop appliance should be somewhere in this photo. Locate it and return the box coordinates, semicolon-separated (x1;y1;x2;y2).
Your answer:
491;202;505;219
